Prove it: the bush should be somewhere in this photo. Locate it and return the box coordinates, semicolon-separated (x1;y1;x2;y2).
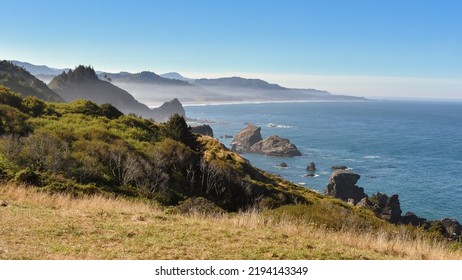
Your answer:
14;168;41;186
0;104;31;135
0;86;24;110
176;197;224;216
100;103;123;119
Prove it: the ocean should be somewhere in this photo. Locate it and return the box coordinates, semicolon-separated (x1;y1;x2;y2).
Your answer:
185;100;462;222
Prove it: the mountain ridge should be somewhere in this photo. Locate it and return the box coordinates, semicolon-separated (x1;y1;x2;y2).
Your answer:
48;66;185;121
12;60;367;104
0;60;64;102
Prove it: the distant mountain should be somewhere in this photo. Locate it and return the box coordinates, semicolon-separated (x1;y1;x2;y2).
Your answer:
190;76;365;102
48;66;184;121
100;71;190;86
9;61;367;104
0;60;64;102
101;71;238;105
194;77;285;90
160;72;194;82
10;60;69;76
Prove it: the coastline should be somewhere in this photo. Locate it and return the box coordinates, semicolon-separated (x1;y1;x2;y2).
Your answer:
149;98;371;109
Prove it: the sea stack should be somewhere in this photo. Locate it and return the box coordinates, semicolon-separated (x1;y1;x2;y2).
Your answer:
231;125;301;157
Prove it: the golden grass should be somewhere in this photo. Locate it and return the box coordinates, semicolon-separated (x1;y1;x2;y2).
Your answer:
1;183;461;260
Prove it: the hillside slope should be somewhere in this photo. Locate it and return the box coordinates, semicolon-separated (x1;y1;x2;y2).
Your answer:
0;60;63;102
48;66;184;121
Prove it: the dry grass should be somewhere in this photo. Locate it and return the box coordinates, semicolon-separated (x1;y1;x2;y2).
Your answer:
1;183;461;260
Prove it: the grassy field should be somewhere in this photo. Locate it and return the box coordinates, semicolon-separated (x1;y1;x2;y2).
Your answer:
1;183;461;260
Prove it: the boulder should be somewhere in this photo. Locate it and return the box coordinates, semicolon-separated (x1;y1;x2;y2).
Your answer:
0;200;8;207
441;218;462;237
324;170;367;205
356;197;370;208
304;173;316;177
306;162;316;172
277;162;288;168
249;135;302;157
231;125;262;153
191;124;214;137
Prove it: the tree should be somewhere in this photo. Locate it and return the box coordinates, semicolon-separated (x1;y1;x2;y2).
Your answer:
161;114;197;148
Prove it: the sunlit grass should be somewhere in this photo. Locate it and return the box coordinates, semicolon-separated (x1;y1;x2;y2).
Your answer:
1;183;460;260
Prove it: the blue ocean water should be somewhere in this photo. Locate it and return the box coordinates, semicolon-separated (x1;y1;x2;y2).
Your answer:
186;101;462;221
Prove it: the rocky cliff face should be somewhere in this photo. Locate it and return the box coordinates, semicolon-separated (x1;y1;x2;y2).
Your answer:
367;193;403;224
231;125;301;157
325;170;368;205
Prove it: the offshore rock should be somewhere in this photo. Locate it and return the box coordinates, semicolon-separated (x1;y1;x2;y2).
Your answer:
249;135;302;157
231;125;262;153
306;162;316;172
231;125;301;157
324;170;367;205
191;124;214;137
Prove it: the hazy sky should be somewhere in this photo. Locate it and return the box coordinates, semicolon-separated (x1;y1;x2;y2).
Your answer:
1;0;461;99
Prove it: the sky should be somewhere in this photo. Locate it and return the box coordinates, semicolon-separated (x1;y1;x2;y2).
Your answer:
1;0;461;99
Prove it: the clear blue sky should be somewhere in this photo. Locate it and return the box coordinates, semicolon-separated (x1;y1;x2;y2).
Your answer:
1;0;461;98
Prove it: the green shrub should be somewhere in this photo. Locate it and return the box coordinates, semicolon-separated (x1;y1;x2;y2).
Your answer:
176;197;224;216
15;168;41;186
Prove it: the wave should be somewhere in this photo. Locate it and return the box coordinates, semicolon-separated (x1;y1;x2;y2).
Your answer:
301;174;320;178
267;123;293;129
364;155;381;159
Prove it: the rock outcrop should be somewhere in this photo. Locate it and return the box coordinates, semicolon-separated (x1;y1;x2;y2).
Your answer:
361;192;403;223
249;135;302;157
324;170;367;205
402;212;427;226
231;125;262;153
380;194;402;223
231;125;301;157
306;162;316;172
441;218;462;237
191;124;214;137
154;98;186;121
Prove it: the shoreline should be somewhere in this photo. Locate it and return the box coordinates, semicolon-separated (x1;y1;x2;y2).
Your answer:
149;99;371;109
